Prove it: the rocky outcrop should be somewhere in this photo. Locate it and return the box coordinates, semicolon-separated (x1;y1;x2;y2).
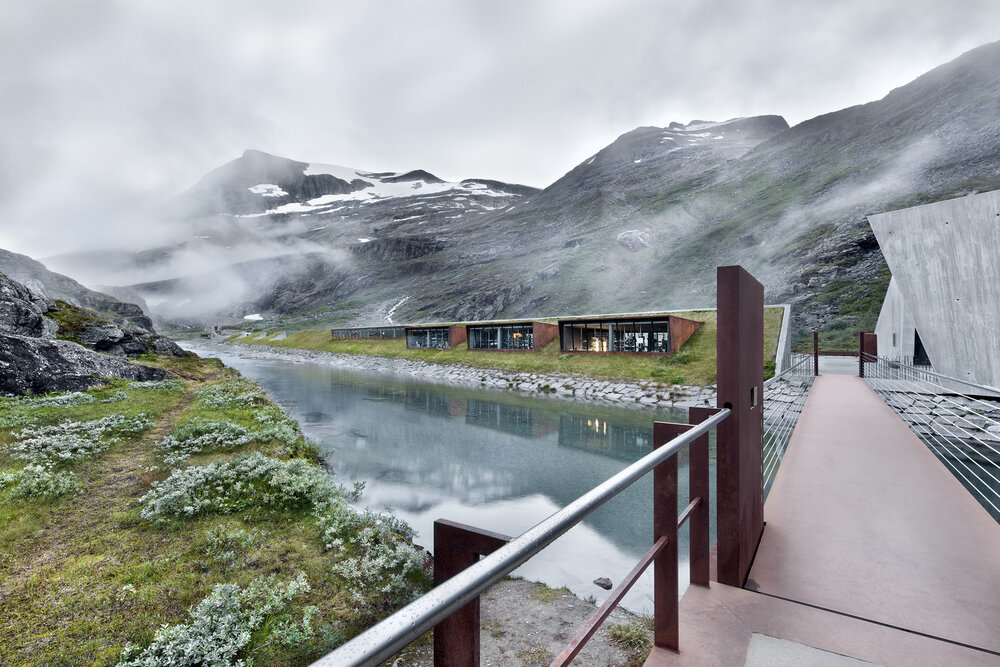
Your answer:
0;248;155;332
49;300;186;357
0;272;59;339
0;334;172;395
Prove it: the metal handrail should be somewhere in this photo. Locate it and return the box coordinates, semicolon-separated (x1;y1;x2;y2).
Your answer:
764;352;812;388
861;353;1000;396
311;408;731;667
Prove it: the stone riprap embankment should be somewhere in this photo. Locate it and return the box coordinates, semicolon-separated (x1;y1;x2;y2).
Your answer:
189;339;717;410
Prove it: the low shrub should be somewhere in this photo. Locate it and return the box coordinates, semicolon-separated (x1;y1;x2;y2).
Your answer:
5;414;153;467
0;464;78;498
318;501;428;610
139;452;350;520
196;380;267;409
201;523;261;564
116;572;315;667
156;418;303;466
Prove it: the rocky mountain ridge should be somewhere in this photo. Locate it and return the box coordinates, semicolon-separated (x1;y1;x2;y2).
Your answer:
43;41;1000;345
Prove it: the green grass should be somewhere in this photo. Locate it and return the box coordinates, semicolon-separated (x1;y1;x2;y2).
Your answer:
527;583;572;602
239;307;785;387
0;358;424;666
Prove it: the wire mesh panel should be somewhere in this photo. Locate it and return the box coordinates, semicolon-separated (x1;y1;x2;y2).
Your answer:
762;353;814;500
862;353;1000;522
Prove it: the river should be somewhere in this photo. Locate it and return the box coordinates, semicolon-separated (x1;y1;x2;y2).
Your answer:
185;344;717;612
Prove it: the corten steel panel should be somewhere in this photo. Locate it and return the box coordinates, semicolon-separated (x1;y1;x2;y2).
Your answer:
433;520;510;667
715;266;764;588
667;316;704;353
449;325;467;348
861;332;877;357
532;322;560;350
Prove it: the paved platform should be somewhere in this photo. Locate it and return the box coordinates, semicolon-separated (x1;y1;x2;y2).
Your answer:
648;374;1000;666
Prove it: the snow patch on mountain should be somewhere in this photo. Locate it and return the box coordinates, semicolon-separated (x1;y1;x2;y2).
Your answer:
248;184;288;197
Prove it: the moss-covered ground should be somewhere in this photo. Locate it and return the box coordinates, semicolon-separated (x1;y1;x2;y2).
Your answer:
235;307;785;386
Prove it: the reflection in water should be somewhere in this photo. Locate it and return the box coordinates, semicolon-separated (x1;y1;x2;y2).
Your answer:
182;345;716;612
559;415;654;461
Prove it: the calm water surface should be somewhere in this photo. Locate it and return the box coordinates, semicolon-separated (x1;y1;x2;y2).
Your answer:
189;346;717;611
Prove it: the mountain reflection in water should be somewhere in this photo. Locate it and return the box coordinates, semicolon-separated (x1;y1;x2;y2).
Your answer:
185;346;717;611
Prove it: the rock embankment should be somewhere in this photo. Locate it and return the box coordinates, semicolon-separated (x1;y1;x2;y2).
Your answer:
198;339;718;409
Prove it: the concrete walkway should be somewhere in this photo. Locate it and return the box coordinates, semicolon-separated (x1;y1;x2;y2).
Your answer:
648;374;1000;666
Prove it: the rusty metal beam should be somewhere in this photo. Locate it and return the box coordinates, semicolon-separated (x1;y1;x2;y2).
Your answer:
433;520;510;667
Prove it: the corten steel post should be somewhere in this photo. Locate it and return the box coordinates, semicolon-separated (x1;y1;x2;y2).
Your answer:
687;406;718;587
652;422;681;652
715;266;765;587
813;331;820;376
651;408;720;653
859;333;877;378
433;520;510;667
859;331;865;378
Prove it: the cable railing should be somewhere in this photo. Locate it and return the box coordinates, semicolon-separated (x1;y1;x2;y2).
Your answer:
311;408;731;667
762;353;814;499
861;353;1000;522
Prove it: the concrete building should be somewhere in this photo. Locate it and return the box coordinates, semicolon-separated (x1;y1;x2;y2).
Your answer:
869;190;1000;389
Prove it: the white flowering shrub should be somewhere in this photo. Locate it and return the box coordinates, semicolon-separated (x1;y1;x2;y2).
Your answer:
317;501;428;610
0;464;78;498
196;380;267;409
156;419;303;466
101;391;129;404
116;572;315;667
139;452;349;520
24;392;96;408
5;414;153;467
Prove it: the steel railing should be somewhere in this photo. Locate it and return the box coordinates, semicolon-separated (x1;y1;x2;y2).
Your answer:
861;353;1000;521
311;408;731;666
762;353;814;498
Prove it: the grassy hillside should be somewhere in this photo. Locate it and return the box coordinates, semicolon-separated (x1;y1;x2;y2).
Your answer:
237;307;785;386
0;354;429;665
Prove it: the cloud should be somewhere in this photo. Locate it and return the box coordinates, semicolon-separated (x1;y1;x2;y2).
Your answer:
0;0;997;260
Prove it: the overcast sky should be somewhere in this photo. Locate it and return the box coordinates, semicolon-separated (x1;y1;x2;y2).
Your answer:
1;0;998;257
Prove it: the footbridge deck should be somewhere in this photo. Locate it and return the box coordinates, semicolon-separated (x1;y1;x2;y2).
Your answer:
649;374;1000;666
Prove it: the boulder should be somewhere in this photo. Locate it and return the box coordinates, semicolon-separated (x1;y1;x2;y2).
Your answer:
0;272;58;338
0;333;172;395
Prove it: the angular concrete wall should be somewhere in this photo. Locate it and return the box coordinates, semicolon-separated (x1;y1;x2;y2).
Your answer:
874;277;916;361
869;191;1000;389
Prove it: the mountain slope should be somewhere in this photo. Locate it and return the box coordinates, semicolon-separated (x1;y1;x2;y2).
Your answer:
45;41;1000;343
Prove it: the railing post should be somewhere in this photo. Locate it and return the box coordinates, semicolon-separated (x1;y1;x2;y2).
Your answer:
652;422;681;652
433;520;510;667
813;331;819;376
859;331;865;378
687;407;718;587
715;266;765;588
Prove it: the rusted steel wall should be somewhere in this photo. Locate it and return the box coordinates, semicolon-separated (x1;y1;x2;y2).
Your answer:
715;265;764;587
532;322;559;350
449;325;467;348
861;332;877;357
668;315;703;353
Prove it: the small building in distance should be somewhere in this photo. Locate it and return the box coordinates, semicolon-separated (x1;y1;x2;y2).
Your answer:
404;324;467;349
466;321;559;351
330;325;405;339
558;314;703;354
332;312;706;355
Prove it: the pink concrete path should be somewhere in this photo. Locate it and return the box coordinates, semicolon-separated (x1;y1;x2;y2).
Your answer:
649;374;1000;666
